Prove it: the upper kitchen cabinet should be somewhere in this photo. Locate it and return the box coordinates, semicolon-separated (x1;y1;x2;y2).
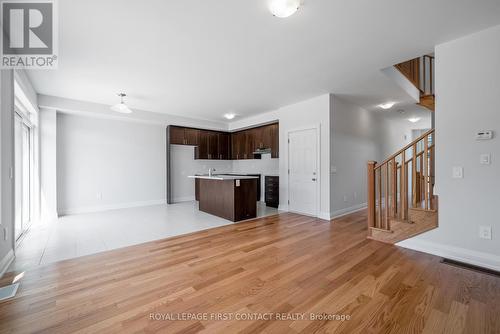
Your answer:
169;126;186;145
231;131;246;160
218;132;231;160
184;128;200;145
169;126;199;145
270;123;279;158
196;130;219;160
168;122;278;160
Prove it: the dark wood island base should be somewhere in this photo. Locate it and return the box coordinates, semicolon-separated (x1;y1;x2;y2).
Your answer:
198;178;257;222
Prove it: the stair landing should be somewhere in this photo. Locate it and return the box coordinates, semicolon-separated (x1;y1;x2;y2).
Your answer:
368;197;438;244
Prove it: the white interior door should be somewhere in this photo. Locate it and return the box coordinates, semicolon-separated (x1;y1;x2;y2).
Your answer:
288;128;318;216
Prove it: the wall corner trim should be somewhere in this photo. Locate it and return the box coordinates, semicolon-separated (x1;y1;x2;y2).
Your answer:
0;249;15;277
396;239;500;272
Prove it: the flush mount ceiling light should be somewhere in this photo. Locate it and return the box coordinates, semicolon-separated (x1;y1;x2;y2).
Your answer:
378;102;396;110
268;0;301;18
224;113;236;120
408;117;421;123
110;93;133;114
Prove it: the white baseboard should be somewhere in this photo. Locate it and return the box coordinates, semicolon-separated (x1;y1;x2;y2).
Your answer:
278;204;288;212
330;203;367;220
172;196;195;203
396;238;500;272
318;211;332;220
0;249;15;277
59;199;166;216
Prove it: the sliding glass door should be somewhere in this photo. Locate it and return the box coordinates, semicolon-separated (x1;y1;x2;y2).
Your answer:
14;112;33;241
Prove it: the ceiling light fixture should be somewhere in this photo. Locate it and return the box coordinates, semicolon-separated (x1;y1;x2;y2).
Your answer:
378;102;396;110
269;0;301;18
224;113;236;120
110;93;133;114
408;117;421;123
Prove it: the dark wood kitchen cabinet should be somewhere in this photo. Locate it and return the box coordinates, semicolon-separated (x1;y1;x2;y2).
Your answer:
218;132;231;160
168;123;278;161
169;126;199;145
196;130;219;160
231;131;247;160
270;123;279;158
184;128;199;145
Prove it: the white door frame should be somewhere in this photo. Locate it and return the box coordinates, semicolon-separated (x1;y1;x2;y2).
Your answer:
287;124;321;217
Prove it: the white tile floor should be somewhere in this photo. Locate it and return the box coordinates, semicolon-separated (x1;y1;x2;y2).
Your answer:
9;201;279;272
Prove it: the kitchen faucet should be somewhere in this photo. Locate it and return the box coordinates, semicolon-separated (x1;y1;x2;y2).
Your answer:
208;168;216;177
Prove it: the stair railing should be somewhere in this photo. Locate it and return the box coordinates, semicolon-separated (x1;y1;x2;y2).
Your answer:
367;129;435;231
395;55;434;96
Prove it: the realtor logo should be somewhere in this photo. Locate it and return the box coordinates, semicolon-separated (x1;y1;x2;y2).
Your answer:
1;0;58;68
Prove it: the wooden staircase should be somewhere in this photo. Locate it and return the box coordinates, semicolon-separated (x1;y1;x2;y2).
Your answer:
367;129;437;244
395;55;435;111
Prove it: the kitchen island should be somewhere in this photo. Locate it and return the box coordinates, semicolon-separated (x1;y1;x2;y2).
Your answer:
188;175;258;222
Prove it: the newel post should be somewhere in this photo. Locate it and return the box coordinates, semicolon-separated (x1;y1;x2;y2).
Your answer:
367;161;377;228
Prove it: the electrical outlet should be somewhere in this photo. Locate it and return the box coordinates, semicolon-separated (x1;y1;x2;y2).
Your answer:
353;192;358;200
479;226;492;240
97;192;103;200
343;195;348;202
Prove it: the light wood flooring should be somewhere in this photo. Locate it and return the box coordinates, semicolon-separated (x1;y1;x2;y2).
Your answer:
0;210;499;333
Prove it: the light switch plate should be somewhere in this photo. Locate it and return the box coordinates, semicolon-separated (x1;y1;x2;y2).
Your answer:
480;154;491;165
479;226;492;240
235;180;240;187
452;166;464;179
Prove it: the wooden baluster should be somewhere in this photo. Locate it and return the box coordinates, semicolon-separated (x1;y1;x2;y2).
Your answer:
385;164;389;229
400;151;406;220
422;56;426;93
378;168;382;229
405;161;409;218
429;145;434;210
424;136;429;210
391;159;397;217
366;161;376;229
430;57;434;95
412;143;417;208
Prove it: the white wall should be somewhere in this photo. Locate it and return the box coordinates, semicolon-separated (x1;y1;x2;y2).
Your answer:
378;109;432;159
330;96;382;218
0;70;15;275
57;113;166;215
40;108;58;222
398;25;500;270
170;145;232;202
229;94;331;219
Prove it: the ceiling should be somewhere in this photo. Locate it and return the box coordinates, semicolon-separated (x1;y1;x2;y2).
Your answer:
28;0;500;122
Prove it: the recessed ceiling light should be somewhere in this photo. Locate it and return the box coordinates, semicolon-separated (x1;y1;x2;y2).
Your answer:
110;93;133;114
224;113;236;120
408;117;421;123
269;0;301;18
378;102;396;110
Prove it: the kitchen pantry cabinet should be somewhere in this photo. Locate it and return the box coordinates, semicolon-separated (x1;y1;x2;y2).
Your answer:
167;122;278;160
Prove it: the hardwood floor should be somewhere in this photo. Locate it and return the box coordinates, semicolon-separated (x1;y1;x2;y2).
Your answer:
1;211;499;333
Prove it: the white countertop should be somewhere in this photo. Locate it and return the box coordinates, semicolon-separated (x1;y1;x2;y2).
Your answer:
188;175;259;180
